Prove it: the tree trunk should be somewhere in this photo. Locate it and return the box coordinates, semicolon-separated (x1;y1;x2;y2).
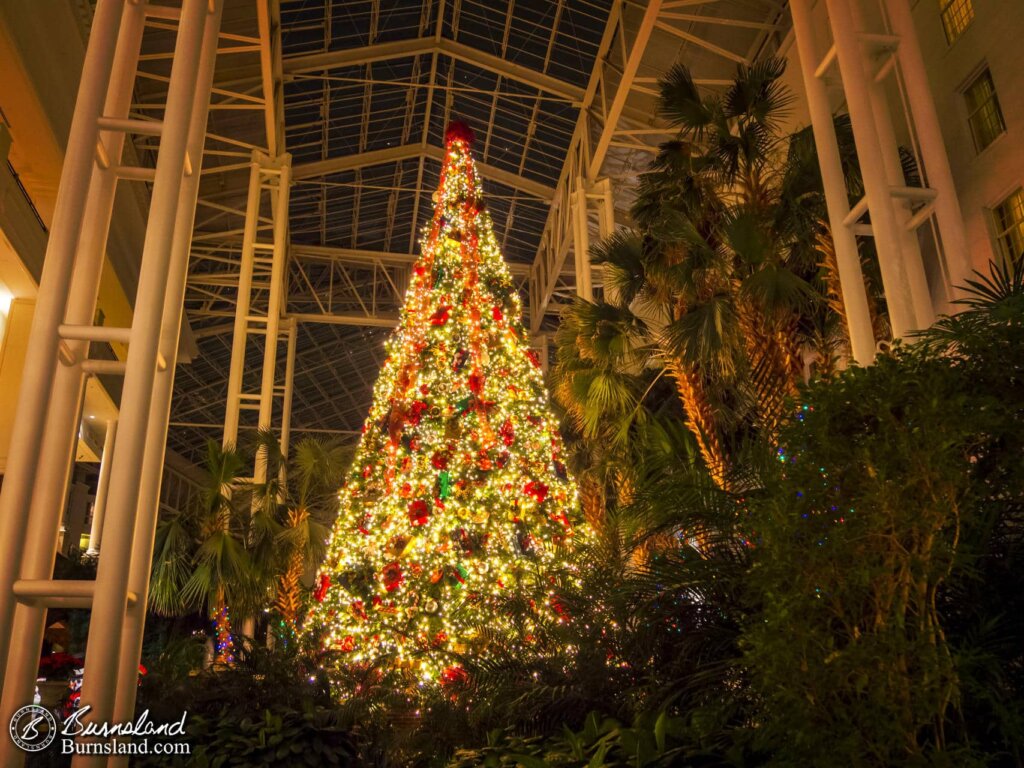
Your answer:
211;602;235;665
274;548;305;630
578;472;606;529
737;299;801;436
662;355;726;486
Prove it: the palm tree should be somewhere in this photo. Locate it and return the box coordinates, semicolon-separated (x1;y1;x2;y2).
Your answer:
589;58;891;482
550;298;694;525
150;440;258;663
247;432;347;632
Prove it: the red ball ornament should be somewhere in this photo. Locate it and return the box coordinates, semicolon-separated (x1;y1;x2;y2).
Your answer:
408;499;430;527
492;305;503;322
440;666;469;691
409;400;429;424
524;480;549;504
552;596;569;618
430;306;451;325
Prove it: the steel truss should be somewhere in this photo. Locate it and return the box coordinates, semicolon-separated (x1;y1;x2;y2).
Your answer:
221;150;294;469
528;0;786;331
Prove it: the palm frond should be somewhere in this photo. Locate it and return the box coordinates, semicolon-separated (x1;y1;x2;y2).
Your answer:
658;63;715;138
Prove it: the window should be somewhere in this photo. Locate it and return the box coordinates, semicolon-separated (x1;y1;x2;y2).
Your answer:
964;69;1006;152
939;0;974;44
993;188;1024;263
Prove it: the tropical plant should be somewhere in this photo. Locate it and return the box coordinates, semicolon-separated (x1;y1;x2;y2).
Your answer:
586;59;897;485
134;642;357;768
246;430;349;632
550;298;694;524
149;440;258;662
150;433;350;656
742;262;1024;766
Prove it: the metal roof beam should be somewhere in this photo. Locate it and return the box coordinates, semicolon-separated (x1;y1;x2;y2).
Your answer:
292;143;555;199
281;37;584;102
291;243;530;276
287;311;399;328
292;143;422;178
256;0;286;154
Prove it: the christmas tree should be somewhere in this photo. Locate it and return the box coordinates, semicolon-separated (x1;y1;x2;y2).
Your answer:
304;122;581;682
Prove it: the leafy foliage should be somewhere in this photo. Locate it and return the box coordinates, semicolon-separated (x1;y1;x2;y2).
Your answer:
134;643;356;768
743;262;1024;766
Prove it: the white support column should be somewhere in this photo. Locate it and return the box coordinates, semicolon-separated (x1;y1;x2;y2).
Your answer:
0;0;124;708
86;419;118;555
0;0;142;755
110;1;223;752
886;0;972;302
253;157;291;488
0;0;224;764
279;319;298;463
240;156;290;643
826;0;917;339
790;0;876;364
848;2;933;331
594;177;615;240
866;81;935;330
222;157;262;451
572;176;593;301
77;1;217;762
222;152;292;460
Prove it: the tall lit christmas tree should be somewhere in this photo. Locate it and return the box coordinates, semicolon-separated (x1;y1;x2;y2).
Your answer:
304;122;581;682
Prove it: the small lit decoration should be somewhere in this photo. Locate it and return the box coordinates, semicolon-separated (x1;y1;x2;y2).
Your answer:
303;121;582;682
213;605;234;664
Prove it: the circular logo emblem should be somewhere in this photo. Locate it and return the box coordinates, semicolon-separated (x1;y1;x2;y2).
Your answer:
9;704;57;752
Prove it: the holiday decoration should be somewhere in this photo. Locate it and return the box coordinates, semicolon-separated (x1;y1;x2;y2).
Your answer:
213;605;234;664
304;121;581;682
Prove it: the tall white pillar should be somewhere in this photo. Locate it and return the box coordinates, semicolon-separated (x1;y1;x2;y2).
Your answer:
887;0;972;303
573;176;593;301
86;419;118;555
76;2;216;761
848;1;934;330
279;319;297;462
222;158;262;451
790;0;876;364
110;2;223;747
826;0;918;339
0;0;126;704
252;159;291;489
